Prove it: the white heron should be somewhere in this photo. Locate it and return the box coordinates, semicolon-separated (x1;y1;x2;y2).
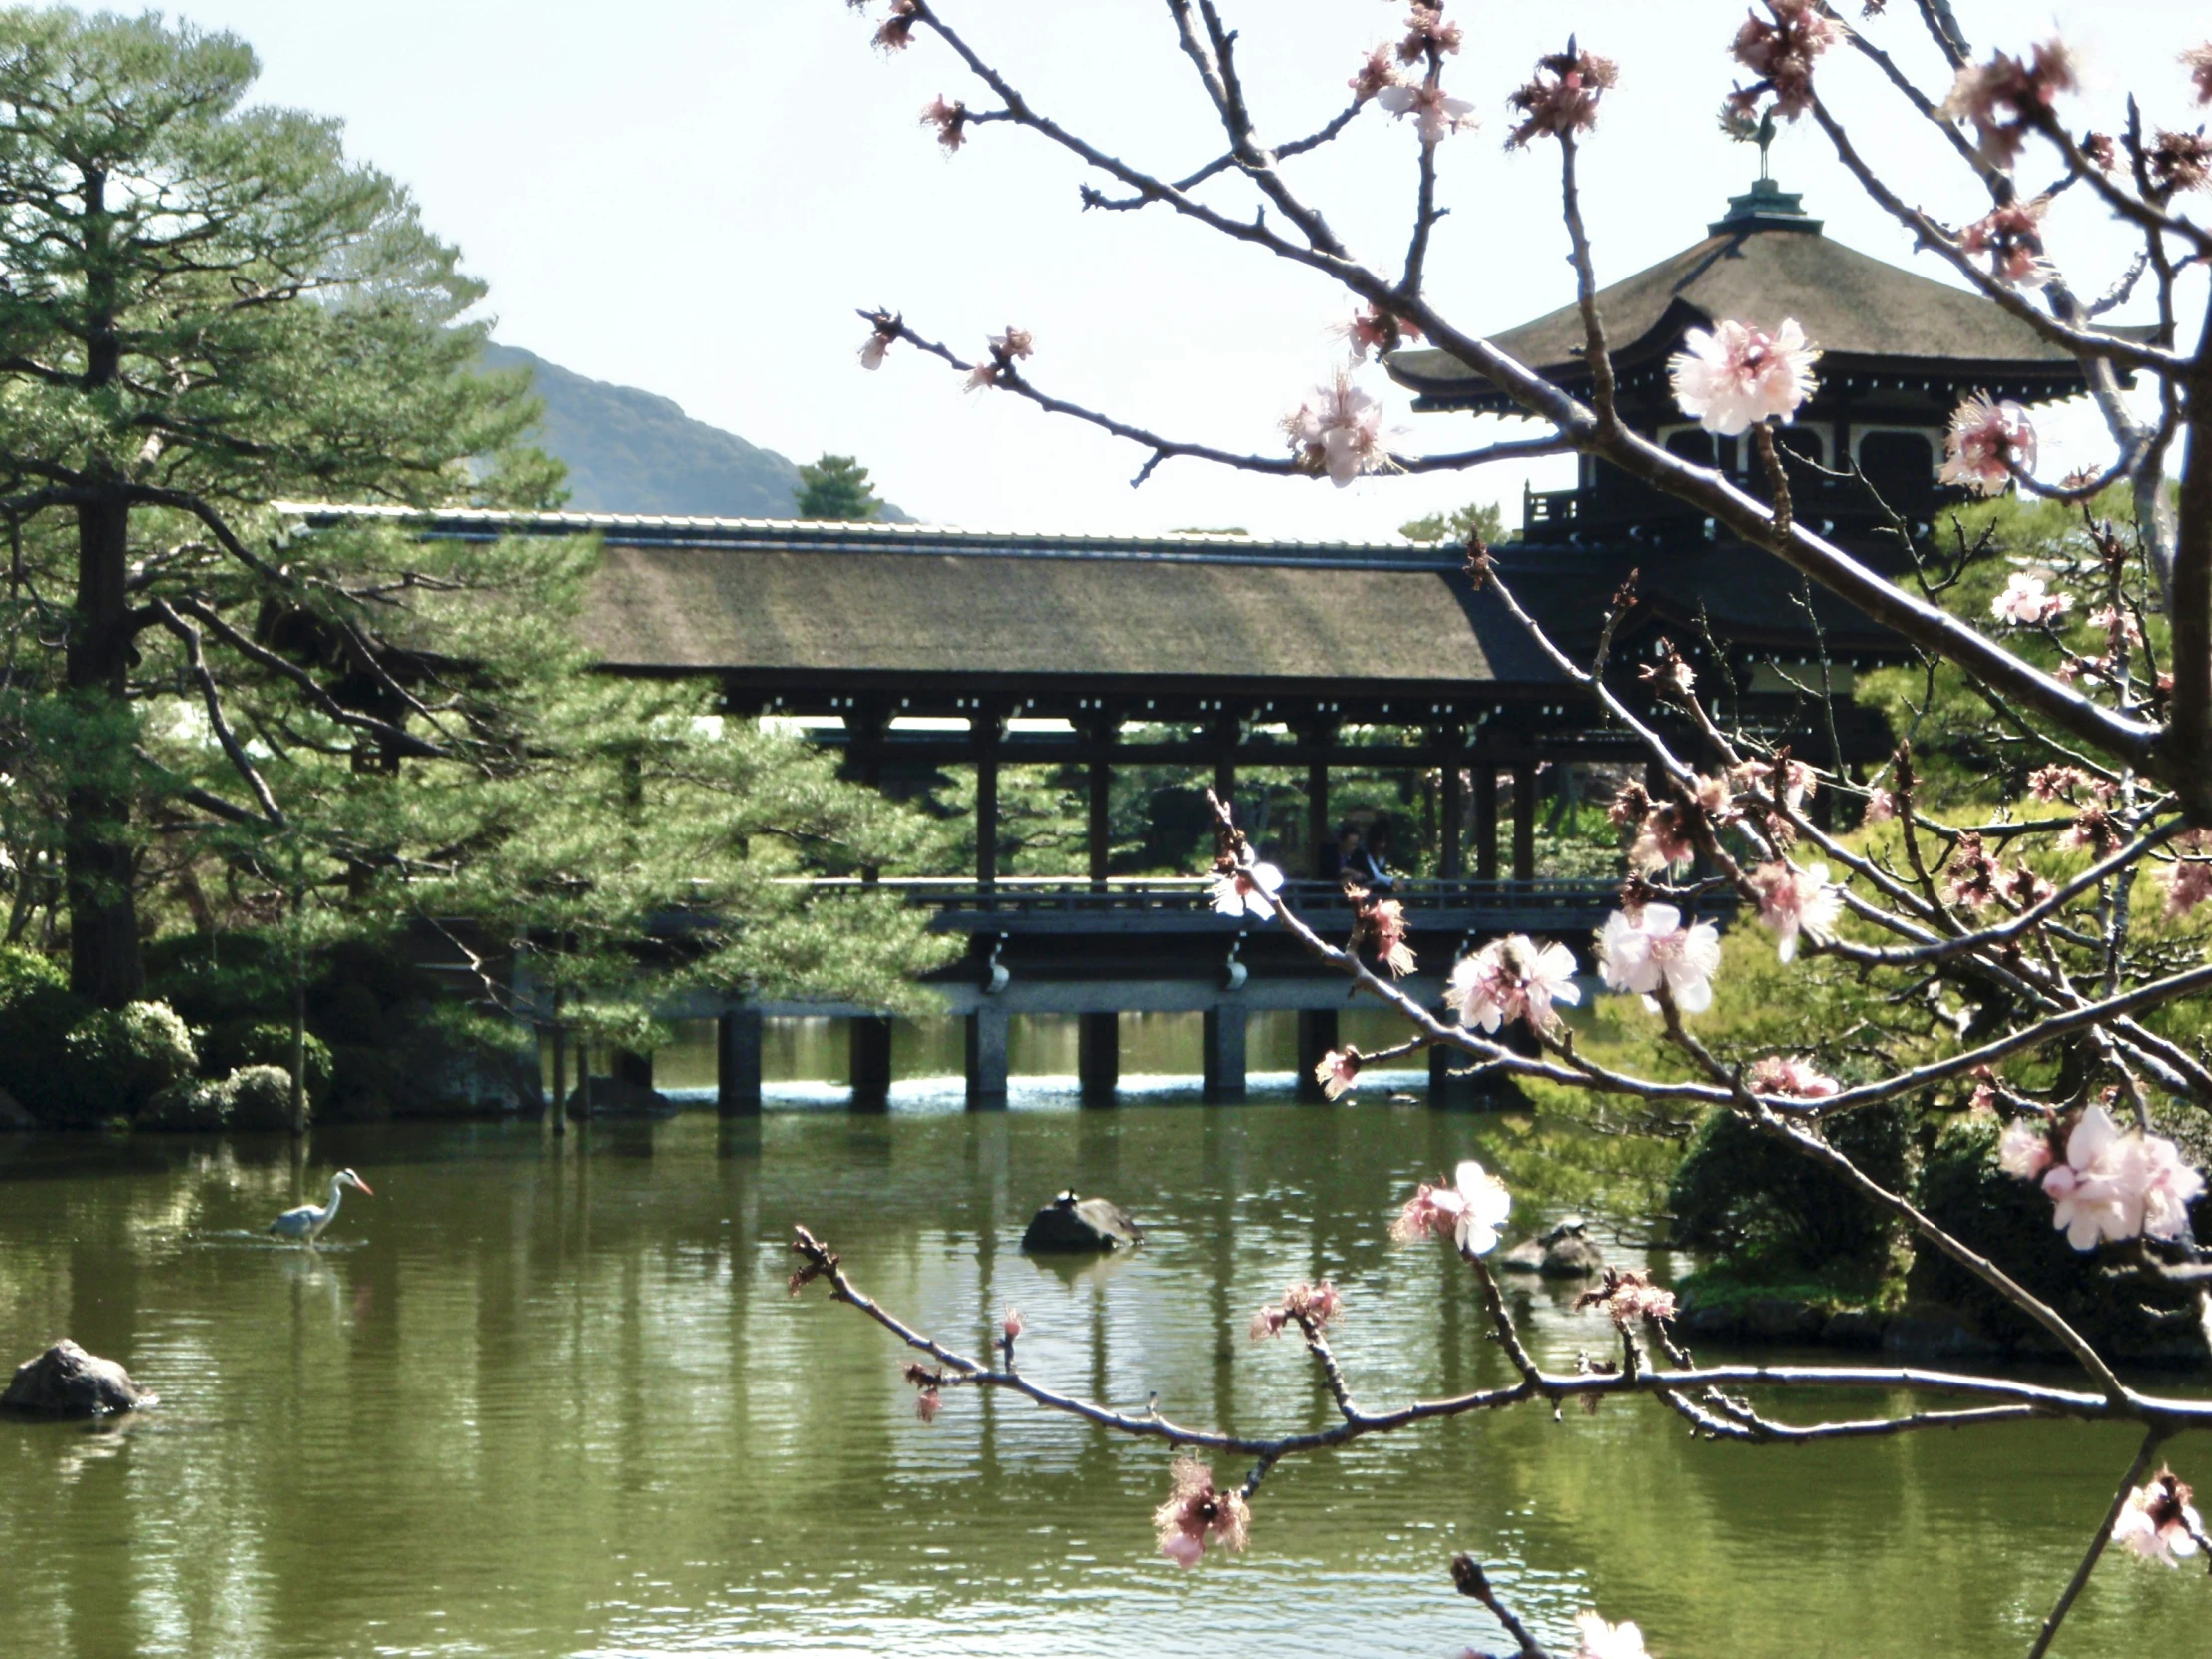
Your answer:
269;1168;373;1246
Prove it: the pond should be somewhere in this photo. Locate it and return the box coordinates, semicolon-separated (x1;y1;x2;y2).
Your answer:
0;1099;2201;1659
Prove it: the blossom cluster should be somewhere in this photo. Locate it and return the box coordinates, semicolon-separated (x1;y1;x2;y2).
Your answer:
1941;395;2037;493
2113;1468;2204;1568
1989;571;2068;627
1997;1104;2205;1251
1506;44;1619;148
1943;42;2076;167
1729;0;1841;121
1154;1456;1251;1568
1668;317;1820;434
1597;904;1721;1014
1449;934;1580;1034
1350;8;1476;144
1392;1159;1511;1255
1249;1280;1343;1340
1575;1268;1678;1331
1211;858;1286;919
1956;202;2051;291
1941;830;2053;912
1746;1054;1839;1099
1283;371;1387;487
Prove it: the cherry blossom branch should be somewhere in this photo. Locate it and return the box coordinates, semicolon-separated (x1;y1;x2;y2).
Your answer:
1451;1556;1550;1659
2025;1431;2167;1659
1079;101;1364;212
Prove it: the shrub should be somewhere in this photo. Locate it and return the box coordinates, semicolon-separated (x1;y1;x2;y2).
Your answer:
201;1019;331;1103
62;1002;199;1122
0;944;64;1007
0;982;93;1122
221;1065;300;1131
1667;1100;1915;1281
136;1079;231;1132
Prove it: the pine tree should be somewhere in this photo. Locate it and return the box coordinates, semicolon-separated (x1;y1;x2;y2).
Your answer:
795;455;884;521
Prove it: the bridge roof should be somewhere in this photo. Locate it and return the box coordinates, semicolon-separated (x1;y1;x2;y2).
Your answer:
297;507;1567;693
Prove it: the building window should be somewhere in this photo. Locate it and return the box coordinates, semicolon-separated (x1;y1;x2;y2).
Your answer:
1660;426;1717;468
1857;428;1938;503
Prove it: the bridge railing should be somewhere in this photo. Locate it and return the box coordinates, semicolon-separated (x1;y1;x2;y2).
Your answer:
786;875;1636;929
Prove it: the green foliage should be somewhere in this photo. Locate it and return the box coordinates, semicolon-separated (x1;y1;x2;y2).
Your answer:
1667;1100;1915;1279
201;1021;332;1103
794;454;884;521
0;945;63;1004
1399;500;1507;547
139;1062;300;1131
21;999;201;1126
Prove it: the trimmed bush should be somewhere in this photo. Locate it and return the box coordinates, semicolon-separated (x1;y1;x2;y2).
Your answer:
222;1065;300;1131
1668;1101;1915;1280
201;1020;331;1103
63;1002;199;1123
137;1078;231;1132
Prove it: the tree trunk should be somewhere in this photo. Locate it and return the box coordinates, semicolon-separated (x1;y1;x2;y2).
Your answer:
65;489;143;1008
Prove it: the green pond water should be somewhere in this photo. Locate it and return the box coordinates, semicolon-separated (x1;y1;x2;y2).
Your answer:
2;1074;2205;1657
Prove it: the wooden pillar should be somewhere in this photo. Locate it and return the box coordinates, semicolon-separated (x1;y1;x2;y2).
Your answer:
1306;755;1330;876
849;1016;893;1112
1473;769;1499;881
1437;725;1464;878
1079;1011;1119;1104
1430;1033;1471;1108
1296;1008;1339;1101
1202;1006;1247;1103
976;726;1000;892
1088;757;1111;892
717;1008;763;1117
1511;766;1537;883
964;1008;1009;1110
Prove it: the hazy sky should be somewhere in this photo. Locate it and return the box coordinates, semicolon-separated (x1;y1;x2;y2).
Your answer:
157;0;2208;539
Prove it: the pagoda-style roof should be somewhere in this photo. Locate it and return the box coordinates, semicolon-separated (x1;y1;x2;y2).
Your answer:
1392;181;2087;415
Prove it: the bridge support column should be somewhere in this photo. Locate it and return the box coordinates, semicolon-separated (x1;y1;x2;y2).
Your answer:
1202;1006;1247;1103
1088;758;1112;891
1079;1011;1119;1104
1474;769;1498;881
1512;766;1538;883
1437;724;1464;877
1296;1008;1339;1101
1430;1025;1478;1108
849;1016;893;1112
964;1008;1009;1110
717;1009;763;1116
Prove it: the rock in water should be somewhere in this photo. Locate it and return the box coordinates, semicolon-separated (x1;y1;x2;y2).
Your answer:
1538;1219;1607;1279
1021;1190;1143;1253
2;1340;150;1415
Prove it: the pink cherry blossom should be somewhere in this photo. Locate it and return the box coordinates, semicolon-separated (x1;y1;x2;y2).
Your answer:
1989;571;2069;626
1628;804;1696;874
1350;45;1402;103
990;326;1033;361
2057;804;2117;855
2113;1468;2204;1568
1391;1158;1512;1255
963;362;998;392
1940;395;2037;494
914;1389;941;1423
1284;371;1388;487
2035;1105;2203;1250
1943;41;2077;167
1316;1047;1363;1100
2188;45;2212;105
2148;128;2212;197
859;331;892;372
1996;1116;2056;1179
1958;201;2051;289
1596;904;1722;1015
1364;897;1417;977
921;94;969;152
1375;80;1478;145
1252;1280;1343;1340
1341;303;1422;361
2087;604;2144;649
1450;935;1581;1034
1506;45;1619;148
1210;860;1286;920
1398;4;1462;62
1001;1307;1024;1342
874;0;918;51
1576;1268;1678;1330
2027;765;2087;802
1749;860;1840;963
1863;787;1897;824
2164;857;2212;918
1153;1456;1250;1568
1573;1610;1651;1659
1668;317;1821;435
1731;0;1840;120
1747;1054;1839;1099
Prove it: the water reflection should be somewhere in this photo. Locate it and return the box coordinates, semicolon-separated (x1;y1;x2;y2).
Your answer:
0;1110;2201;1659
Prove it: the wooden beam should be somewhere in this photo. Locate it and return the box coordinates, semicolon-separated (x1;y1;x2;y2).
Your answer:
1436;724;1463;877
1473;769;1498;882
1088;756;1111;891
1512;766;1537;883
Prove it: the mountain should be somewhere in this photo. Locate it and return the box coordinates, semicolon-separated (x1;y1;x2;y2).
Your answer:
483;342;909;522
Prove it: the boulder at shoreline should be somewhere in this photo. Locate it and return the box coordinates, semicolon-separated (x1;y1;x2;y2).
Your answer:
2;1340;151;1416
